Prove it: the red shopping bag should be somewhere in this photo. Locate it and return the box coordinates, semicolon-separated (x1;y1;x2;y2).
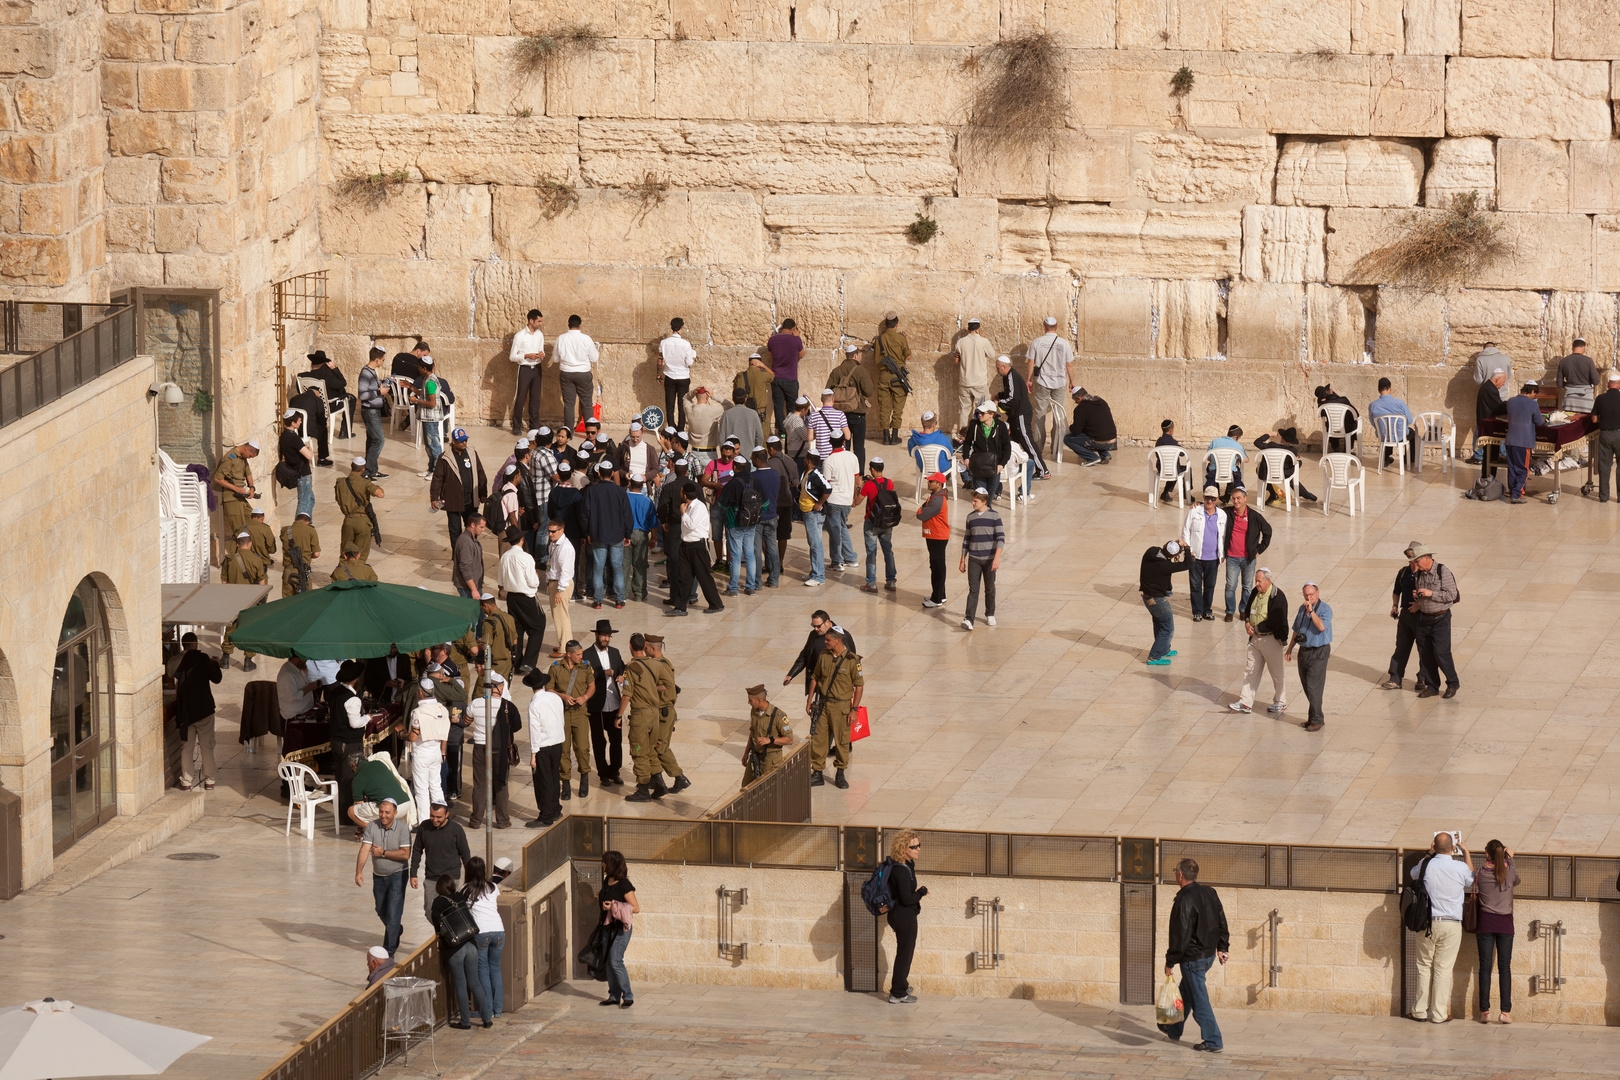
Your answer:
850;706;871;741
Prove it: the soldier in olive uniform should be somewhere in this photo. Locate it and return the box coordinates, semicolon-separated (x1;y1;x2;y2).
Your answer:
741;684;794;789
476;593;518;679
873;311;912;445
330;543;378;582
733;353;776;435
245;506;277;566
547;639;595;800
334;456;384;564
220;531;269;671
212;440;260;541
281;511;321;596
620;633;668;804
807;624;864;788
644;634;691;795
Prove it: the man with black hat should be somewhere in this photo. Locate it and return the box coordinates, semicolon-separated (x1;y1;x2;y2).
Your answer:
329;659;371;826
306;349;354;436
585;619;626;785
524;667;565;827
335;457;384;564
499;528;545;674
547;639;595;801
172;631;222;791
741;684;793;789
1314;383;1360;454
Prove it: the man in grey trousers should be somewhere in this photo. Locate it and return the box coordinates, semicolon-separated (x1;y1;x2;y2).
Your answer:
1285;582;1332;732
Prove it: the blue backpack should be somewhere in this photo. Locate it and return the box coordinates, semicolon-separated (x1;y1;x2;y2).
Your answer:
860;857;895;917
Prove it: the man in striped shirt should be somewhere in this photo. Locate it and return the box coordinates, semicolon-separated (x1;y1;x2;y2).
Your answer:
807;388;852;460
959;487;1004;631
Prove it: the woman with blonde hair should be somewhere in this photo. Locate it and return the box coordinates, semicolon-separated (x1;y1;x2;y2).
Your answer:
883;829;928;1005
1476;839;1519;1023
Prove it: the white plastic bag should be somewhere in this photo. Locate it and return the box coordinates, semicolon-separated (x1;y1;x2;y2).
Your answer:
1155;973;1184;1025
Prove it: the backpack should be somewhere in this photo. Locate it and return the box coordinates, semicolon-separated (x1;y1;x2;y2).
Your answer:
737;480;763;527
1465;475;1504;502
869;477;902;528
437;897;478;951
483;485;507;529
860;857;895;917
831;366;861;413
1400;855;1435;935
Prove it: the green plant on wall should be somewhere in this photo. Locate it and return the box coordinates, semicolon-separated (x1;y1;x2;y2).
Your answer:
513;24;604;73
191;389;212;415
334;168;411;209
907;214;940;245
1169;66;1195;97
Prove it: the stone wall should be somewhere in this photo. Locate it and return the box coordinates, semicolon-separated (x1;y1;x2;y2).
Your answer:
0;356;164;889
308;1;1620;441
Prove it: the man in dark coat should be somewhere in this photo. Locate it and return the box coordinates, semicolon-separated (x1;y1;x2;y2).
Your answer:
171;632;222;790
783;610;856;691
583;620;627;785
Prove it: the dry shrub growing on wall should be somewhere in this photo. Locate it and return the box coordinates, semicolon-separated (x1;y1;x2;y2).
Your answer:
1169;66;1195;97
513;24;604;73
538;177;579;219
1352;191;1513;292
962;33;1065;152
334;168;411;209
629;172;669;224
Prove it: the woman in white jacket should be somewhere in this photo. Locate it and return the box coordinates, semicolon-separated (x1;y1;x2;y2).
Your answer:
1181;487;1228;622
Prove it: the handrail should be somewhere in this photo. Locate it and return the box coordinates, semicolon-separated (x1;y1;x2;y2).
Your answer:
0;303;136;428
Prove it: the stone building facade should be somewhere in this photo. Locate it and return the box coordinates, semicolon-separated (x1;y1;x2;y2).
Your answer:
4;0;1620;443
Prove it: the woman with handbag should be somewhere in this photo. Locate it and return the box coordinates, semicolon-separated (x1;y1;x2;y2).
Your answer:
598;849;640;1008
462;857;505;1027
1474;839;1519;1024
430;874;479;1029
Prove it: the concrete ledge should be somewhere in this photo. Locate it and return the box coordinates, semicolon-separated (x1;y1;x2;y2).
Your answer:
26;789;207;898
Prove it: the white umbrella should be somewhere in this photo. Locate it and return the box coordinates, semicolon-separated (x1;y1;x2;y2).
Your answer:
0;999;210;1080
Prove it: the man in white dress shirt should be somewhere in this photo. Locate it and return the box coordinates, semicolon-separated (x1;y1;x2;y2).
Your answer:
523;668;565;828
499;528;544;674
510;308;545;434
658;317;696;431
554;314;600;430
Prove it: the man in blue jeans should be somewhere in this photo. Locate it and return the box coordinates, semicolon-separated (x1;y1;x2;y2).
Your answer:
1158;857;1229;1053
1139;540;1190;665
354;797;412;959
1220;487;1271;622
1180;487;1226;621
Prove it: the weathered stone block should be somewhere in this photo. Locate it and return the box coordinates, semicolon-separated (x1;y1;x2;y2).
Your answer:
1370;287;1444;364
1078;278;1151;357
417;34;473;114
1445;57;1612;139
1351;0;1404;53
1543;291;1617;366
334;256;468;335
320;0;367;30
1184;359;1294;440
1043;0;1115;47
762;195;994;271
538;265;642;343
106;206;148;251
425;183;492;259
0;27;54;77
775;269;843;347
1462;0;1552;57
1571;140;1620;212
1325;207;1592;289
103;15;162;60
1602;217;1620;290
869;45;973;126
1228;282;1303;362
102;62;138;110
957;273;1073;359
668;0;791;41
1552;0;1620;60
0;236;70;286
18;181;72;235
1307;284;1367;364
1497;138;1570;212
471;36;542;116
1424;136;1495;207
1127;130;1274;208
1242;206;1326;283
323;114;578;187
413;0;508;35
545;39;653;119
1156;279;1221;359
1275;138;1424;207
494;188;762;267
1445;288;1546;364
173;13;236;63
1224;0;1351;53
706;269;777;346
159;157;231;203
843;270;969;353
642;266;708;344
1404;0;1460;54
1046;207;1243;279
320;182;425;256
652;40;750;121
139;65;192;111
746;43;867;123
109;114;193;157
914;0;999;44
103;157;160;204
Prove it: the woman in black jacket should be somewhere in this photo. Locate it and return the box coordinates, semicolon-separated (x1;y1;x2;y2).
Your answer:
884;829;928;1004
1140;540;1192;665
958;404;1011;499
1231;567;1290;715
170;632;222;790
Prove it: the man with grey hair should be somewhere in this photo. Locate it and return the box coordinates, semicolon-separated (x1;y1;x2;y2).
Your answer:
1473;366;1509;466
1409;544;1460;699
1026;315;1074;468
1158;857;1228;1052
1591;370;1620;502
1284;582;1332;732
1230;567;1288;715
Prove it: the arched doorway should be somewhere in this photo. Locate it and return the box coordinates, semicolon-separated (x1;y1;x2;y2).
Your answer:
50;575;117;853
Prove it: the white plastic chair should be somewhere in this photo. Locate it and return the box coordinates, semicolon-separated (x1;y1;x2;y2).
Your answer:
1200;447;1243;494
1042;397;1068;472
1372;414;1411;475
388;376;415;433
913;444;958;505
412;391;455;451
296;375;351;447
278;760;339;838
1257;448;1299;512
1003;442;1030;506
1416;412;1454;476
1319;453;1364;516
1148;447;1190;508
1319;403;1361;458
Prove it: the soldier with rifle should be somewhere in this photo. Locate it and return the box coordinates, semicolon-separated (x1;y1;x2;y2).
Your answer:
873;310;913;446
620;633;667;804
335;456;384;563
741;684;793;789
331;543;378;581
219;531;269;672
281;512;320;596
806;624;863;789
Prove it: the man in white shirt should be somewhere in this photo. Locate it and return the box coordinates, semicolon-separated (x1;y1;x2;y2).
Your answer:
407;679;451;824
499;529;544;674
464;670;513;829
553;314;599;430
822;435;860;571
617;421;659;481
1408;832;1477;1023
1026;316;1075;457
544;518;574;658
658;317;696;431
669;480;725;615
953;318;996;429
523;668;566;828
509;308;545;434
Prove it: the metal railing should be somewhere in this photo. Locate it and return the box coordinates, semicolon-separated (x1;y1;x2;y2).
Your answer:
254;937;446;1080
0;303;136;428
0;301;125;355
707;742;812;823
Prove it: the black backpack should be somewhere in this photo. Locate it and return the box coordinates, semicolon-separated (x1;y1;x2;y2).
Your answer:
1400;855;1435;935
1465;475;1504;502
437;897;478;951
870;478;902;528
483;485;507;529
737;480;763;528
860;857;896;917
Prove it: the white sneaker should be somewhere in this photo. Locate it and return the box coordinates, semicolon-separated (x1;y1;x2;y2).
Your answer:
922;599;942;608
986;615;996;626
803;579;822;587
1266;702;1286;714
1229;702;1252;713
961;619;973;631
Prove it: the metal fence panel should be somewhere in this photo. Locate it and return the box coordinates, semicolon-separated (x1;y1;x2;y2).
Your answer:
1009;834;1116;881
522;818;569;891
0;305;135;430
843;870;880;993
1289;846;1399;892
1160;840;1267;888
732;822;840;870
606;817;713;863
1119;883;1155;1006
1573;856;1619;900
880;828;989;876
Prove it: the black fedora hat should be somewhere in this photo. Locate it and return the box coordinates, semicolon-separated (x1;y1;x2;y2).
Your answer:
593;619;617;635
307;350;332;365
523;668;550;689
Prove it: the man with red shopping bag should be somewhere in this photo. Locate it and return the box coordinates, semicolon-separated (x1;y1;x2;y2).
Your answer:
1157;858;1229;1053
807;625;864;790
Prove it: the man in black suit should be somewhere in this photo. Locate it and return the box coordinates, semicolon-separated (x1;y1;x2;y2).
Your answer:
583;618;627;786
783;609;856;692
306;350;354;438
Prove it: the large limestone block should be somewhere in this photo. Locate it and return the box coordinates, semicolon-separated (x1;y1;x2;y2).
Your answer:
472;36;543;115
843;271;971;353
1155;279;1221;359
510;0;670;38
1046;206;1243;279
747;44;868;123
1371;286;1443;364
1241;206;1327;283
1553;0;1620;59
1325;207;1592;289
1543;291;1617;366
1462;0;1552;57
913;0;999;43
417;35;473;114
320;182;425;256
706;269;777;346
160;158;232;203
762;195;995;271
1114;0;1220;50
1306;284;1367;364
1351;0;1404;53
1227;282;1303;362
320;33;367;102
641;267;708;343
1404;0;1459;54
1127;131;1274;209
104;15;163;60
546;39;653;119
1367;57;1446;137
958;273;1075;358
1275;138;1424;207
996;203;1053;271
1223;0;1352;54
579;121;956;196
425;183;491;259
831;0;912;44
1445;58;1612;140
471;262;539;338
540;266;643;343
1054;357;1186;440
668;0;791;40
320;0;366;30
869;46;973;126
323;115;578;186
652;40;749;121
960;130;1130;201
342;256;470;335
1044;0;1116;48
1571;141;1620;213
1184;359;1295;441
1445;288;1546;364
1424;137;1495;208
1601;217;1620;290
412;0;509;35
1078;278;1152;357
1497;139;1570;212
494;188;763;267
775;269;843;348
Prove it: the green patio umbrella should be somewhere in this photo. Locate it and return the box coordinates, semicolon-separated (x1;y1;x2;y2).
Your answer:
225;579;479;660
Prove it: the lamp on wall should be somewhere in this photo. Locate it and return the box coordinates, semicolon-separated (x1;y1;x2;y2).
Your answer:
148;381;185;405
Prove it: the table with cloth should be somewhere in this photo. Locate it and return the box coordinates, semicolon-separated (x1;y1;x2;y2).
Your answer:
1477;412;1597;501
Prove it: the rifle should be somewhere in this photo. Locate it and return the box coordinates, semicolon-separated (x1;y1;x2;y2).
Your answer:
345;477;383;546
806;653;847;745
283;528;311;594
875;336;913;396
748;725;766;785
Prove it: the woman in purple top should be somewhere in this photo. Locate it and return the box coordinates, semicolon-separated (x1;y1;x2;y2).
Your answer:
766;319;804;433
1475;839;1519;1024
